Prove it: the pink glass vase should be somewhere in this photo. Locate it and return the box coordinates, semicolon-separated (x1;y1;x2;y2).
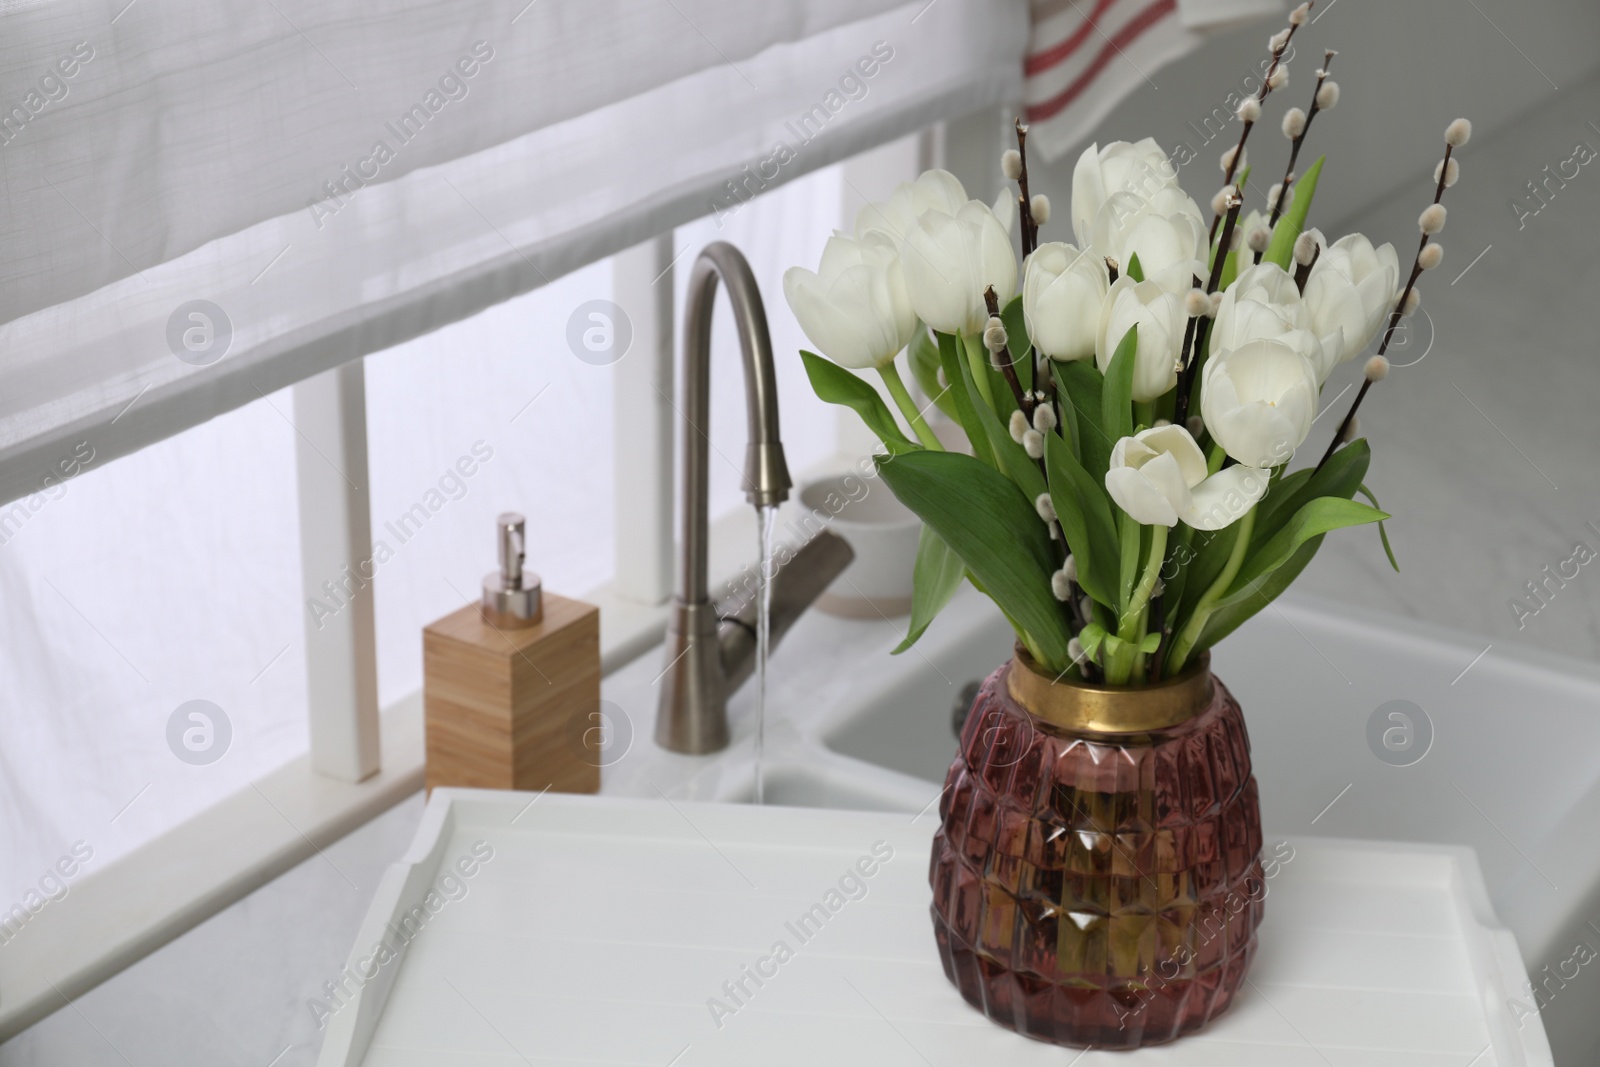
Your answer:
929;651;1264;1049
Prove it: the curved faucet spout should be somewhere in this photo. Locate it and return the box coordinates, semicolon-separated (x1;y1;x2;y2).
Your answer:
654;242;853;756
678;241;792;600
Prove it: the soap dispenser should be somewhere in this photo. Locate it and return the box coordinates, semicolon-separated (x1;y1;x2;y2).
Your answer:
423;513;601;794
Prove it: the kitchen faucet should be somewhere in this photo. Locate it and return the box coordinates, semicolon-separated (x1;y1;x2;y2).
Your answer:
654;241;853;755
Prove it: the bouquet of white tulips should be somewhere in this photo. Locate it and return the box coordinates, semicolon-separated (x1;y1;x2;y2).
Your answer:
784;13;1468;686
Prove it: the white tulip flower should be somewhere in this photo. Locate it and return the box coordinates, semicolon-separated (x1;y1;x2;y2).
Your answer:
1201;338;1321;469
1023;242;1109;362
1105;424;1269;530
782;233;917;370
1070;138;1181;247
853;169;969;242
1214;262;1334;381
1302;233;1400;365
1088;185;1207;293
898;200;1018;336
1096;276;1185;401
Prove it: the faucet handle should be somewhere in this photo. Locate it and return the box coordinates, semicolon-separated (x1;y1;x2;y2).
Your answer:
483;512;542;628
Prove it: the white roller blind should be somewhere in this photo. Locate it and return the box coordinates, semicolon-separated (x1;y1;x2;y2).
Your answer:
0;0;1027;505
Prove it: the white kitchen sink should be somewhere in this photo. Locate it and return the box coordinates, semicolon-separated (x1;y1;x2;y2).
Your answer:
798;586;1600;1062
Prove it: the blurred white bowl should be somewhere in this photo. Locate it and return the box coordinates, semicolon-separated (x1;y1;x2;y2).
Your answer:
797;471;920;618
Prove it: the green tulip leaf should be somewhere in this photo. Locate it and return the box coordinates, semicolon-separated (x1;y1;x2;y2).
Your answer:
1358;481;1400;571
1173;519;1241;626
1078;622;1108;663
961;356;1048;504
1231;496;1389;597
1263;155;1325;270
934;331;995;469
1193;533;1324;651
876;449;1072;669
1001;294;1033;395
908;326;957;422
1044;427;1118;607
893;524;966;654
1126;252;1144;283
1252;439;1369;553
1054;358;1111;480
1101;325;1138;446
800;351;914;449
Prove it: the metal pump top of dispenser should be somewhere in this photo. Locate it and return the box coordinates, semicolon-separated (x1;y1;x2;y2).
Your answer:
481;512;543;628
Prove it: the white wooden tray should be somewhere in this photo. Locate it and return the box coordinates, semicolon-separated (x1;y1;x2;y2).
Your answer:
317;789;1552;1066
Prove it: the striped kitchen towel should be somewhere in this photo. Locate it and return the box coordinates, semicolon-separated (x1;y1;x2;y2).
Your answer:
1025;0;1284;162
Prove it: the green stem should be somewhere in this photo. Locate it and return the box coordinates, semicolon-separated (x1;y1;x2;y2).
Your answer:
960;333;997;411
1134;400;1155;432
1120;524;1167;642
1117;510;1141;613
1167;505;1256;673
1207;441;1226;475
878;362;943;450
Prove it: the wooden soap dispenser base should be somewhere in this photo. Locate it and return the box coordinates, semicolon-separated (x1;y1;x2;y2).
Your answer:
423;512;600;795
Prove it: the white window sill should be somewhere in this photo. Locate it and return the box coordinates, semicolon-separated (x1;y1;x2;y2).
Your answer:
0;476;844;1039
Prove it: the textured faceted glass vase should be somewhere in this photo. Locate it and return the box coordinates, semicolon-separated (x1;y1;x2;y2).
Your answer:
929;650;1264;1049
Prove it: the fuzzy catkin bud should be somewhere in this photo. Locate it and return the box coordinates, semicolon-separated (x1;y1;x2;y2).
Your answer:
1186;415;1205;439
1008;409;1028;444
1068;636;1086;662
1269;29;1290;52
1184;288;1210;318
1339;415;1360;444
1079;594;1095;621
1246;225;1271;253
1022;429;1045;459
1220;145;1246;173
1417;243;1443;270
1315;80;1340;110
1365;355;1390;382
1210;187;1232;215
1401;288;1421;316
1435;157;1460;188
1293;230;1320;266
1030;193;1051;225
1208;292;1223;317
983;317;1008;352
1035;492;1057;523
1001;149;1022;181
1267;66;1288;91
1419;203;1447;235
1052;570;1073;601
1282;106;1307;139
1237;97;1262;123
1032;403;1057;433
1445;117;1472;147
1063;554;1078;583
1289;2;1310;24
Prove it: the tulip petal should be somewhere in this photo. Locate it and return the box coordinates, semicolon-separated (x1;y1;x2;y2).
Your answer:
1141;451;1193;512
1183;465;1271;530
1135;424;1208;486
1106;465;1180;527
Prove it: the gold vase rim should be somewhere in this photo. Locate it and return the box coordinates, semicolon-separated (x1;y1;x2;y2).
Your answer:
1007;647;1213;734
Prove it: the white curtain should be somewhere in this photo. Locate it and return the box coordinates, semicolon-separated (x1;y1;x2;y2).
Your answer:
0;0;1028;505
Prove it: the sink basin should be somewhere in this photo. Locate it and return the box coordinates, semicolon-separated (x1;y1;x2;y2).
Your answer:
720;751;937;813
809;584;1600;1062
818;612;1011;784
590;575;1600;1058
